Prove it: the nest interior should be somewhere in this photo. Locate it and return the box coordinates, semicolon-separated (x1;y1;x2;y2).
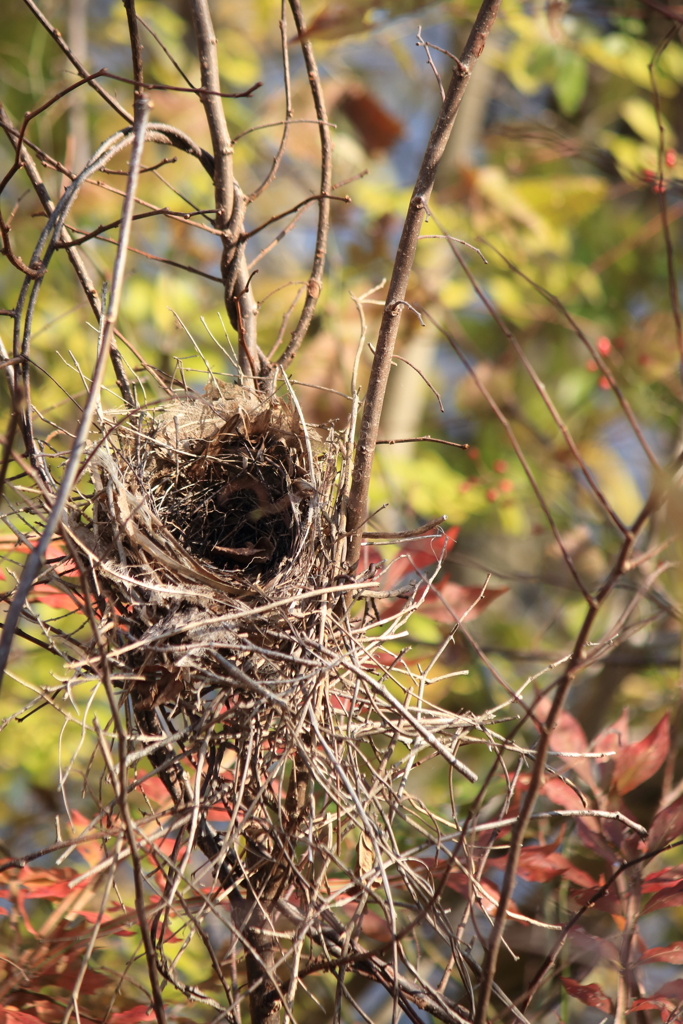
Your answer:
132;381;320;579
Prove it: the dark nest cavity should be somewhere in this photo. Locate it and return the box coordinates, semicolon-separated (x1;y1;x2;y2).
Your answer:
94;381;327;588
149;400;314;580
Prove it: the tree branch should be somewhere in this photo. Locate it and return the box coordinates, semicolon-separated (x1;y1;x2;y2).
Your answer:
0;93;152;691
345;0;502;568
276;0;332;371
189;0;267;382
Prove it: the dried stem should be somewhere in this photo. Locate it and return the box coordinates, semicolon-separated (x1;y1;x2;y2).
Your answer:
20;0;132;123
276;0;332;370
189;0;266;381
345;0;502;567
0;94;151;689
472;494;661;1024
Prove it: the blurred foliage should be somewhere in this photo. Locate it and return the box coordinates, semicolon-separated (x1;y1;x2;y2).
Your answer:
1;0;683;1019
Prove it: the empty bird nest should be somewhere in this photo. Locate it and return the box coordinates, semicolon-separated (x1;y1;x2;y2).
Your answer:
70;379;344;710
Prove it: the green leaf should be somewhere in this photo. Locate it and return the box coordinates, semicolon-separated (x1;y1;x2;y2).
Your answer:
553;50;588;117
620;96;675;148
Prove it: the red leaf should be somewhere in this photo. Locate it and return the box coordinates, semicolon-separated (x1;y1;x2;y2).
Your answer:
17;881;80;900
535;699;587;749
488;842;595;888
593;708;629;758
37;965;108;994
380;574;506;622
420;577;507;622
540;776;585;809
382;527;459;589
29;583;81;611
653;980;683;998
561;977;613;1012
571;882;622;914
628;998;670;1014
629;980;683;1018
108;1009;157;1024
611;714;670;795
642;866;683;891
567;926;620;964
138;775;173;808
15;866;80;888
339;88;403;154
68;810;104;869
0;1012;47;1024
643;879;683;914
6;1000;66;1023
534;701;592;784
359;909;392;942
638;941;683;964
408;858;518;916
648;792;683;850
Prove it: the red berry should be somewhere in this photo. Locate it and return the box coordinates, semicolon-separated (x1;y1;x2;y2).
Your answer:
486;488;499;502
467;447;480;461
499;479;514;493
493;459;508;473
585;358;598;372
665;149;677;167
598;375;611;390
596;336;611;356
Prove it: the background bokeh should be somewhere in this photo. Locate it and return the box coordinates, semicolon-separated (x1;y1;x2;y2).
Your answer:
1;0;683;1020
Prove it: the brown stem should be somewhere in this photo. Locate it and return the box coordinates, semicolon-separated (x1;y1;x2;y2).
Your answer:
472;495;661;1024
276;0;332;371
188;0;233;227
20;0;133;123
189;0;266;381
0;106;134;407
122;0;145;90
344;0;502;569
0;93;151;691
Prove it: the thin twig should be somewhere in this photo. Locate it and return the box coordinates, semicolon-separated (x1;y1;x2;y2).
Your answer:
345;0;502;567
472;494;661;1024
276;0;332;370
0;95;151;690
376;436;468;449
20;0;133;124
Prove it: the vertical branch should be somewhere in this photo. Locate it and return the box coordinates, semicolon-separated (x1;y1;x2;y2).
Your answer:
345;0;501;568
648;33;683;361
188;0;233;227
276;0;332;370
122;0;145;88
471;495;660;1024
189;0;266;381
0;93;151;689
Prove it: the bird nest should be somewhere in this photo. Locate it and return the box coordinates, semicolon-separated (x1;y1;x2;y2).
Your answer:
79;380;339;709
31;375;485;1017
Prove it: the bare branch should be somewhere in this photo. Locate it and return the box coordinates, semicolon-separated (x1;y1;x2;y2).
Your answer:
0;94;152;691
189;0;267;381
20;0;133;123
345;0;502;567
276;0;333;370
